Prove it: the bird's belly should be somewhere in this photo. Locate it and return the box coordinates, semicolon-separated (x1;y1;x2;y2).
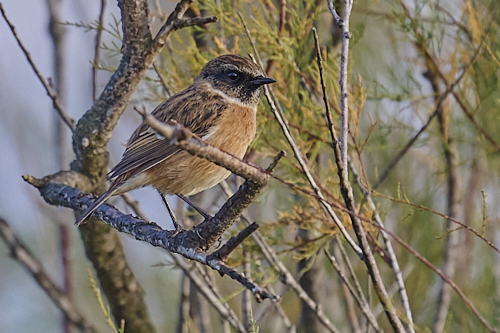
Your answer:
145;105;256;196
145;151;232;196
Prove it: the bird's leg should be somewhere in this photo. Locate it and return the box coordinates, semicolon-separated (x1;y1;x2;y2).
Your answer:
177;194;212;219
158;191;182;232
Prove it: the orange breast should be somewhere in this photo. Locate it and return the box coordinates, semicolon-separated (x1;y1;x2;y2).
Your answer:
145;104;257;196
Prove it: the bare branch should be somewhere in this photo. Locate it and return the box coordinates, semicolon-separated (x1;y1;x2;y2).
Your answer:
209;222;259;262
0;3;76;131
0;217;100;333
349;159;414;330
219;181;340;333
327;0;343;26
172;15;218;29
388;231;495;333
25;178;278;302
314;18;406;332
324;249;381;332
172;255;248;332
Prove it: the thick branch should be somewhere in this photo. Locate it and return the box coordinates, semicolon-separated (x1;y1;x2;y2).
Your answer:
26;179;278;302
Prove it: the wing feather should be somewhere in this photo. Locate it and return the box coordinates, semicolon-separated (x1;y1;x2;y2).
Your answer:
107;84;226;181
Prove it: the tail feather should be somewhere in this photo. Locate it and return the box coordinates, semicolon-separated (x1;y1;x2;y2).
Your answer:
75;179;124;226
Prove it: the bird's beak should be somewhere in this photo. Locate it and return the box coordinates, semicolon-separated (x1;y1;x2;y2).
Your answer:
251;76;276;86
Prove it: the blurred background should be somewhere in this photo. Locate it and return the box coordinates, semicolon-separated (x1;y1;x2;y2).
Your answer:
1;0;500;332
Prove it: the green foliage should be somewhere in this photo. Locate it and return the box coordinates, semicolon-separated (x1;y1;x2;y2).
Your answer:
99;0;500;330
87;270;125;333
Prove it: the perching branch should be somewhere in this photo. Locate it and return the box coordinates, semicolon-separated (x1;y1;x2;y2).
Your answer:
24;175;277;303
25;113;283;301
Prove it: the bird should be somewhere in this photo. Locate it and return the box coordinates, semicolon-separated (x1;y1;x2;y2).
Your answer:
75;54;276;226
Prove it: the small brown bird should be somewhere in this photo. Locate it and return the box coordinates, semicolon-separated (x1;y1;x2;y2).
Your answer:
76;54;275;225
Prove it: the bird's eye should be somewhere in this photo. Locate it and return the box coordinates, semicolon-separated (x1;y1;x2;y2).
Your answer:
227;72;239;81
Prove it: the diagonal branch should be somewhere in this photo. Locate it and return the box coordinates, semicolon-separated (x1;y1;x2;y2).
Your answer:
324;248;381;332
219;181;341;333
0;217;100;333
0;3;76;131
25;177;278;303
172;255;248;332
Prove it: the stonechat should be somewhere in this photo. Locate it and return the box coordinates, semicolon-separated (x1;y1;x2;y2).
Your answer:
76;54;276;225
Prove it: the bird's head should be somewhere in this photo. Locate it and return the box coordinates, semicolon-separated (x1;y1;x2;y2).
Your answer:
195;54;276;106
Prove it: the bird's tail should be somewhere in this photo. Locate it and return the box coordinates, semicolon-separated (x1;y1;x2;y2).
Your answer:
75;179;124;226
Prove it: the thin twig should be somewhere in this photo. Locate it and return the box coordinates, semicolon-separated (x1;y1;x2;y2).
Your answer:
349;159;414;332
373;190;500;254
251;258;296;333
219;181;340;333
172;254;248;333
1;3;76;131
209;222;259;262
324;249;381;332
388;231;495;333
327;0;343;26
120;193;149;221
451;91;500;151
93;0;106;101
334;235;368;310
242;249;252;331
153;61;173;97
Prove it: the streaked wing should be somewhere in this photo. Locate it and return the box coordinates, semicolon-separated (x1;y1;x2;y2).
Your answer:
107;84;226;180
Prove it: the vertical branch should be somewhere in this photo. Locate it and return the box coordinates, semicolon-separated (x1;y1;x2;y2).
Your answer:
45;2;72;333
242;249;252;331
316;8;406;330
432;82;460;333
328;0;352;175
93;0;106;101
349;159;415;332
325;247;380;332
